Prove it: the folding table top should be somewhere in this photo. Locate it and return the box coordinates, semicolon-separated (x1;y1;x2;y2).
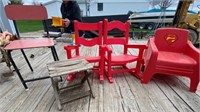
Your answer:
47;57;93;77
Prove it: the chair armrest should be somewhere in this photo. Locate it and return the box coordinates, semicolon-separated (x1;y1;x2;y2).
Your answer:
143;38;158;66
125;44;147;56
184;41;200;63
63;45;79;59
64;45;78;50
104;45;112;54
104;45;112;60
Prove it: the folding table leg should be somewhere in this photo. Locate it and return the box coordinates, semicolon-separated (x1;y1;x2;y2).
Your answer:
7;50;28;90
83;70;95;98
51;78;62;110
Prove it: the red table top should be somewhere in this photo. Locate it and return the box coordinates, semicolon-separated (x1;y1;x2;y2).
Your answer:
4;38;55;50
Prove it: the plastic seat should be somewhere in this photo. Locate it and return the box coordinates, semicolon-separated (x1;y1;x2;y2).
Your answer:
64;20;104;82
103;19;147;83
141;28;200;92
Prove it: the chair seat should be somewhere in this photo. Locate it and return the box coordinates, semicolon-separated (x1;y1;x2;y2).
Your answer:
157;51;197;70
105;54;138;64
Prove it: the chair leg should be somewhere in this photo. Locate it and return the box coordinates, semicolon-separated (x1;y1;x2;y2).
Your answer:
190;73;199;92
107;62;113;83
141;66;155;84
99;61;104;82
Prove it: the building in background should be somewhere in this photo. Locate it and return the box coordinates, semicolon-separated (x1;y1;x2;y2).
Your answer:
42;0;149;18
0;0;16;34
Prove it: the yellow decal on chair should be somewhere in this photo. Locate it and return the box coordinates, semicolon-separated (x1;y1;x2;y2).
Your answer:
165;34;177;44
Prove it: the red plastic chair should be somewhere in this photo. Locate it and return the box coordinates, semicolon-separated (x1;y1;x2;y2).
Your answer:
141;28;200;92
64;20;104;82
103;19;147;83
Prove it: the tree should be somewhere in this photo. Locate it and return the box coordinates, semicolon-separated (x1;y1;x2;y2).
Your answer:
32;0;40;5
8;0;23;5
148;0;174;9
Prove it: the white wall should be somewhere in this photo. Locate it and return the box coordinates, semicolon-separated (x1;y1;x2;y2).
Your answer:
79;4;87;17
89;2;149;16
0;0;16;34
44;2;62;19
97;0;148;3
43;0;149;17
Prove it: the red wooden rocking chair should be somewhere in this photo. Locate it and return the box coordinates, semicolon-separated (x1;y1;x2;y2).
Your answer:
103;19;147;83
64;20;105;82
141;28;200;92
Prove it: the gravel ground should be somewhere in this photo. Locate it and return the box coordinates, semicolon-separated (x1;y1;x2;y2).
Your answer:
20;30;44;38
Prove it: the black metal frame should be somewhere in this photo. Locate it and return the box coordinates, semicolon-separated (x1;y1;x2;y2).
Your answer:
7;46;59;90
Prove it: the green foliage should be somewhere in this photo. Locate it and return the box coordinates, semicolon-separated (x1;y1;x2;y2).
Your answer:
8;0;23;5
16;20;43;33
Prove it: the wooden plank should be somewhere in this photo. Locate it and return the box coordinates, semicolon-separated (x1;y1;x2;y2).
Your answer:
102;45;125;112
153;75;194;112
112;44;160;112
115;72;140;112
176;77;200;96
103;80;124;112
33;87;56;112
163;76;200;112
2;51;53;111
0;47;46;101
48;58;93;77
88;73;104;112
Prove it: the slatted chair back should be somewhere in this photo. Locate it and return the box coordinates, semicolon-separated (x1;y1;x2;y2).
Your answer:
74;20;103;46
103;19;130;45
64;20;105;82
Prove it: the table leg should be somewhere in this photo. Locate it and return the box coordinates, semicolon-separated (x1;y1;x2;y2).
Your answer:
51;78;62;110
21;49;33;72
85;70;95;98
7;50;28;90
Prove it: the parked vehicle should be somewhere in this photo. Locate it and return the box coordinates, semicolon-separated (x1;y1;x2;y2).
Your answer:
129;8;196;30
172;0;200;44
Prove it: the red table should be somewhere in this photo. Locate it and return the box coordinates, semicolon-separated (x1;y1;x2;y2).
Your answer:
4;38;59;90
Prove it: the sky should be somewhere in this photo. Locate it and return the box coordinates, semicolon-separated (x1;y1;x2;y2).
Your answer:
23;0;51;4
23;0;200;12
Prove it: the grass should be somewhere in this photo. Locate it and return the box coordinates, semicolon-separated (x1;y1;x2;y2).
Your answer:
16;20;43;33
16;20;151;33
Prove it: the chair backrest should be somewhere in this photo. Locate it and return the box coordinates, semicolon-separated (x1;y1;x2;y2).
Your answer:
74;20;103;46
5;5;48;20
4;5;49;38
103;19;130;45
154;28;189;53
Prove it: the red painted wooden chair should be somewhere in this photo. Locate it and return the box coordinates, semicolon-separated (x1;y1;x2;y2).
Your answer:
103;19;147;83
64;20;105;82
141;28;200;92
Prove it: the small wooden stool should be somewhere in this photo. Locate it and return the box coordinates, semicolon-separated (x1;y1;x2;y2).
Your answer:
47;57;94;110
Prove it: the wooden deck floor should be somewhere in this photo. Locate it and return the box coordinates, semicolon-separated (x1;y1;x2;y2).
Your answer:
0;39;200;112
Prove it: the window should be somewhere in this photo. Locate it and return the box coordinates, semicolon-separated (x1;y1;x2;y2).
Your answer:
97;3;103;11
